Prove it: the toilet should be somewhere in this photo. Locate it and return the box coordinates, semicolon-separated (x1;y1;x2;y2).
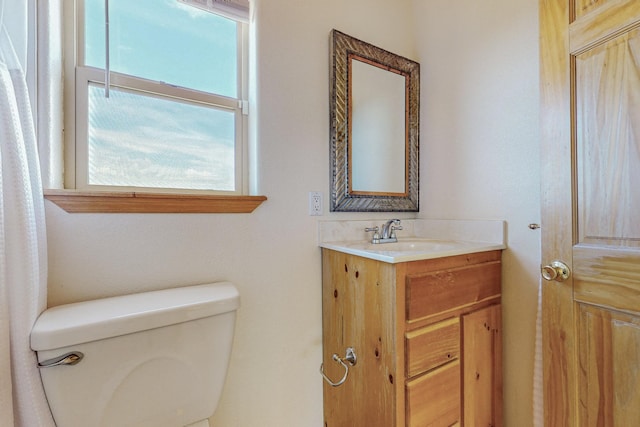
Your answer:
30;282;239;427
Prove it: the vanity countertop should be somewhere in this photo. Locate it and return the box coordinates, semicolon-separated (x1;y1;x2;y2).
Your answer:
320;238;505;263
318;219;506;264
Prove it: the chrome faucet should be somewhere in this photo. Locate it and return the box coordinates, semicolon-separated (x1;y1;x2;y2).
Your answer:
381;219;401;240
365;219;403;244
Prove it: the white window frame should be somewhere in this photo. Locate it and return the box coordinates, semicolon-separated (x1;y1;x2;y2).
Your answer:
62;0;249;195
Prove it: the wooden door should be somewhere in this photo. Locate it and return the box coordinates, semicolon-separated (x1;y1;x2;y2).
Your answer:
540;0;640;425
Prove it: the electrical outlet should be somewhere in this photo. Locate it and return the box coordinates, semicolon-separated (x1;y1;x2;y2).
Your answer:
309;191;323;216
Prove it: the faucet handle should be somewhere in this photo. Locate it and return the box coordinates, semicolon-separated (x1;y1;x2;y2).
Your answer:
390;225;403;239
364;226;380;244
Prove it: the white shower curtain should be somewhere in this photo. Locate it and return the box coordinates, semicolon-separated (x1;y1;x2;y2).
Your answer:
0;0;56;425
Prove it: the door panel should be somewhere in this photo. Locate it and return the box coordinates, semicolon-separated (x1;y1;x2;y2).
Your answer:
570;0;640;52
540;0;640;425
576;27;640;248
577;304;640;426
574;246;640;312
574;0;631;20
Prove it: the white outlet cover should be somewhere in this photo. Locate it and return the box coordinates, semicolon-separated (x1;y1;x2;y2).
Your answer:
309;191;323;216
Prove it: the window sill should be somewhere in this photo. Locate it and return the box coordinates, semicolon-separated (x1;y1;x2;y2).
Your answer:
44;190;267;214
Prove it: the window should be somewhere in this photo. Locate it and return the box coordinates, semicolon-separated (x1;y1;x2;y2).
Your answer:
65;0;249;195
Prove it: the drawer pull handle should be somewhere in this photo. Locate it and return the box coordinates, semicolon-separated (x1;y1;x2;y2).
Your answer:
320;347;357;387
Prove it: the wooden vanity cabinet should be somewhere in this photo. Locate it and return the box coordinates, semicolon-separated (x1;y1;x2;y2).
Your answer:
321;249;502;427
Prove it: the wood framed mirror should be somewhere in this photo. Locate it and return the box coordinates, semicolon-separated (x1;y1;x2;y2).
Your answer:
329;29;420;212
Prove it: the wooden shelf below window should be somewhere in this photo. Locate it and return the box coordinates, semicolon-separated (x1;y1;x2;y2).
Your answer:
44;190;267;214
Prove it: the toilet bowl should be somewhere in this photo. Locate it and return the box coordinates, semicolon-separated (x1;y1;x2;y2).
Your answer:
30;282;239;427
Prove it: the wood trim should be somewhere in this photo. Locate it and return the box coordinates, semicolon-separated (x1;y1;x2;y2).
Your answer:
43;190;267;213
394;261;408;427
404;250;502;276
405;296;501;332
540;0;578;424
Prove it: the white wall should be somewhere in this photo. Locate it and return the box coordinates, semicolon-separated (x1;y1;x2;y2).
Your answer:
412;0;541;426
45;1;416;426
44;0;540;426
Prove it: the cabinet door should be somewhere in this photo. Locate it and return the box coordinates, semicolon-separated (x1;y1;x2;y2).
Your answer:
462;304;502;427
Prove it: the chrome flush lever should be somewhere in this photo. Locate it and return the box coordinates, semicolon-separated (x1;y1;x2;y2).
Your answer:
38;351;84;368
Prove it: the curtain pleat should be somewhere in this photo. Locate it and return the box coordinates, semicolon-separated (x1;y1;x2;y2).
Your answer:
0;1;56;425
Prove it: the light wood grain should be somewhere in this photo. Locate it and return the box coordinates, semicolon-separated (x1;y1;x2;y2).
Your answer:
575;27;640;246
406;317;460;378
322;250;398;427
574;246;640;314
570;0;640;54
540;0;579;424
322;249;502;426
577;304;640;425
404;250;502;276
405;360;460;427
43;190;266;213
575;0;610;18
406;261;501;322
541;0;640;425
462;304;502;427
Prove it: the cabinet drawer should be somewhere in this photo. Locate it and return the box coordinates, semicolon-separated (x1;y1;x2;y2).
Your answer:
406;360;460;427
406;261;501;321
406;317;460;378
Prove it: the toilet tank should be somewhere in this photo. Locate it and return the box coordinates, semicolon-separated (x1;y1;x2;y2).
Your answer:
30;282;239;427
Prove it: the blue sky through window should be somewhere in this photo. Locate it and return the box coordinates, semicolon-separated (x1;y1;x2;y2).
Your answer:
85;0;237;96
83;0;239;192
87;85;236;191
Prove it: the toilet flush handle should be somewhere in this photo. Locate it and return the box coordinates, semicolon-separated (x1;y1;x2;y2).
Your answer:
38;351;84;368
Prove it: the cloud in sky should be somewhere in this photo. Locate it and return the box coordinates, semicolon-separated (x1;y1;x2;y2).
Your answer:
88;84;235;191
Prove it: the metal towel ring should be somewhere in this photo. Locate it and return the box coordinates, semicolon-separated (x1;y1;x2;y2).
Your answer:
320;347;357;387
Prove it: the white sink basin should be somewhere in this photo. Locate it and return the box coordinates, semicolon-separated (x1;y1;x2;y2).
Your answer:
320;238;505;263
342;239;463;253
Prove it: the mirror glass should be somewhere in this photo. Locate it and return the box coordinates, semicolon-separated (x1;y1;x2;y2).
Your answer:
351;58;406;193
330;30;419;212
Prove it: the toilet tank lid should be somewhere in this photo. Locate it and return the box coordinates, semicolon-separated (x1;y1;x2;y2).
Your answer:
30;282;239;351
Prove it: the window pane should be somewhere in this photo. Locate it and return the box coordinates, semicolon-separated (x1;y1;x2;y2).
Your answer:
84;0;237;97
87;84;236;191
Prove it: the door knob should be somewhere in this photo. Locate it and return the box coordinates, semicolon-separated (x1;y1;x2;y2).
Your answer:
541;260;571;282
